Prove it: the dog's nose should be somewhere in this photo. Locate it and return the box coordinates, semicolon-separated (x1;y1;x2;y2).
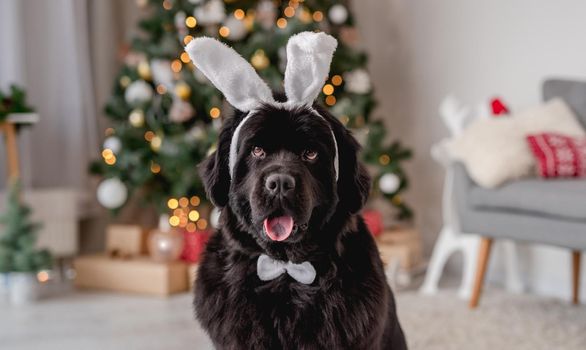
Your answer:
265;173;295;197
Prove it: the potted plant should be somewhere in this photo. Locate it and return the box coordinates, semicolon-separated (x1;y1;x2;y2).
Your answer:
0;181;52;305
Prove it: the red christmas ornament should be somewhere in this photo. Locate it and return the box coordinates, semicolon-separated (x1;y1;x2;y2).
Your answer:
490;97;510;116
180;229;211;263
362;209;383;236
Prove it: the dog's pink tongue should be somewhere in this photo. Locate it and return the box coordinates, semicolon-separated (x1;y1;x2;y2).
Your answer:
263;216;294;241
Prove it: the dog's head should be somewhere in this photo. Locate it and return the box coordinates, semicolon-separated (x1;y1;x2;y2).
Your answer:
187;32;370;248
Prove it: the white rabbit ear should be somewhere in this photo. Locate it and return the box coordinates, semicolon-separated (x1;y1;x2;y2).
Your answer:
185;37;275;112
284;32;338;106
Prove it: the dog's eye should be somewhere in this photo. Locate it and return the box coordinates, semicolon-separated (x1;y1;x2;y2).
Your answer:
252;146;266;159
302;149;318;161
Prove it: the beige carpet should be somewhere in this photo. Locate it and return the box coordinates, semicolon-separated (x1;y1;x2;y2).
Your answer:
1;288;585;349
397;289;586;350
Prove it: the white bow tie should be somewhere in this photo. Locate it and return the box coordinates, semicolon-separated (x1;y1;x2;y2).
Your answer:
257;254;316;285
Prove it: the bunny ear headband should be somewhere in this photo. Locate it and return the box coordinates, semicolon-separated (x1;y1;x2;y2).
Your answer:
185;32;339;181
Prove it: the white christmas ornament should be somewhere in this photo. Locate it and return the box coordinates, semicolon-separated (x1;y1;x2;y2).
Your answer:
96;178;128;209
379;173;401;194
125;80;153;105
210;207;221;229
344;69;372;94
169;97;195;123
186;125;206;142
151;59;174;89
174;11;188;38
256;0;277;30
194;0;226;26
224;16;247;41
328;4;348;25
103;136;122;154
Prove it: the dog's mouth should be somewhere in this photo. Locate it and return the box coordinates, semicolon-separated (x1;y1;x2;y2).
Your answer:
263;215;295;241
262;215;309;242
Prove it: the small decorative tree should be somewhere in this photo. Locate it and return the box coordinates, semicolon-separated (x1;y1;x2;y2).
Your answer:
0;181;52;274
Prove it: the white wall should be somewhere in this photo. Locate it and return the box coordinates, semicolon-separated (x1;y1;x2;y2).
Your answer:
354;0;586;300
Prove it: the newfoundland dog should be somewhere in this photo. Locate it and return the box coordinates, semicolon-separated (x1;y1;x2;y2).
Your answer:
187;32;407;350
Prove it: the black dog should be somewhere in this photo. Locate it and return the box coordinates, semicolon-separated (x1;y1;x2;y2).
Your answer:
195;99;407;349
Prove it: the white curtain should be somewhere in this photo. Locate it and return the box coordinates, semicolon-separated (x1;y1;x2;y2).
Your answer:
0;0;138;215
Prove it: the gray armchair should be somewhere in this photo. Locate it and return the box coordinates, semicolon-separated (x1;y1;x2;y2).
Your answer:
454;79;586;308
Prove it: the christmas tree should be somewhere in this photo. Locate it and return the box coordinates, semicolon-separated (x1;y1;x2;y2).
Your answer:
0;181;52;273
90;0;413;231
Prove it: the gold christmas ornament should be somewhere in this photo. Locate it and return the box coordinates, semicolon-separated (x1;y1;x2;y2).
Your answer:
379;154;391;165
251;49;270;70
129;109;145;127
150;135;163;152
174;81;191;100
137;61;152;80
119;75;131;88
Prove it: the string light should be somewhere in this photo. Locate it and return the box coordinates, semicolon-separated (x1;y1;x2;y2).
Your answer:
276;18;288;29
379;154;391;165
209;107;221;119
186;222;197;232
299;8;312;23
284;6;295;17
322;84;334;95
102;149;116;165
331;75;343;86
169;215;180;227
197;219;208;230
179;197;189;207
188;210;200;221
144;131;155;142
150;162;161;174
185;16;197;28
173;208;183;217
234;9;245;20
325;95;336;106
156;84;167;95
37;271;50;283
162;0;172;10
219;26;231;37
180;52;191;63
312;11;324;22
105;128;115;136
171;59;182;73
190;196;201;206
105;155;116;165
183;35;194;45
167;198;179;209
102;149;114;159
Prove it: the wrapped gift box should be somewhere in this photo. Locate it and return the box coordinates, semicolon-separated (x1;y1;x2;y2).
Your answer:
376;228;422;269
188;263;198;290
105;225;146;257
74;255;188;296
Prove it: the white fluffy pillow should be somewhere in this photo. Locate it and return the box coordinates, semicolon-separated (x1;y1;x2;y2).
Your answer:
447;98;585;188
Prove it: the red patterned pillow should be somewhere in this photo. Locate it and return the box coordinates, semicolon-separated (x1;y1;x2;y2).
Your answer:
526;133;586;178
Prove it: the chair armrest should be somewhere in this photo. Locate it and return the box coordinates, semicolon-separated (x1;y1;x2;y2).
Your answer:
451;162;475;220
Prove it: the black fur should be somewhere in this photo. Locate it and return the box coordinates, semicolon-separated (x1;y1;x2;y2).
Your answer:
195;99;407;349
